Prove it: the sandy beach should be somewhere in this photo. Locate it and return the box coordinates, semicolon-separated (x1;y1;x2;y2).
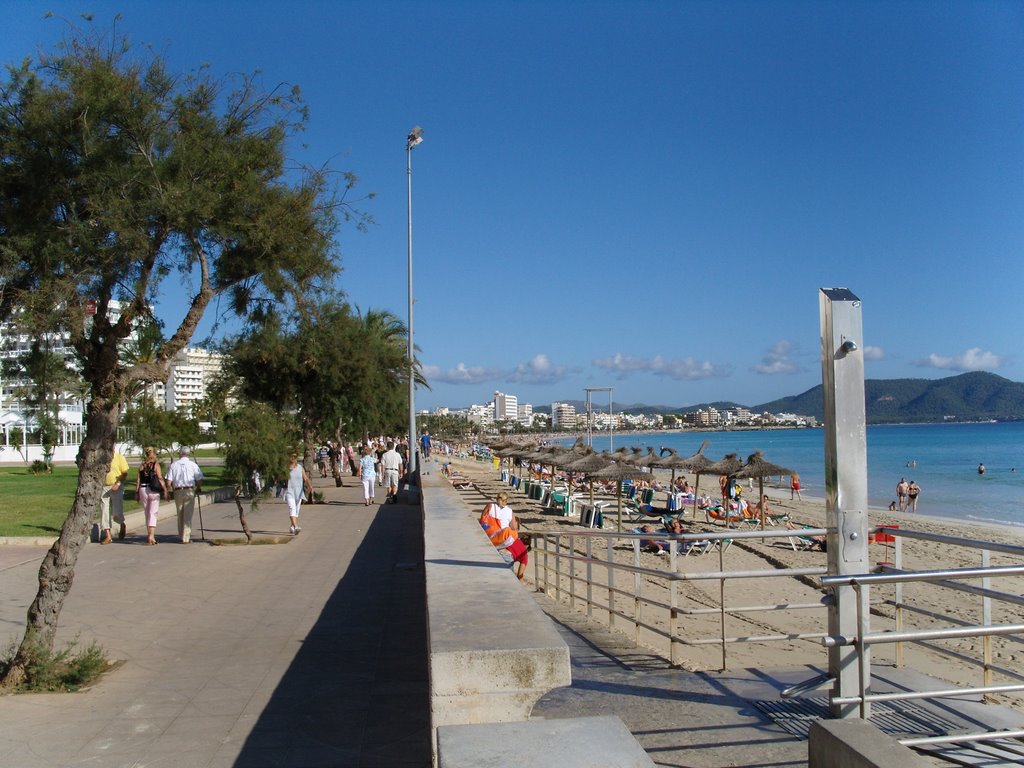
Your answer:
440;450;1024;713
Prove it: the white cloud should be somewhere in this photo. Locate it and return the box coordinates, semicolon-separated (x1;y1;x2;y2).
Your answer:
912;347;1005;371
509;353;575;385
751;340;802;375
592;353;729;381
421;362;504;385
862;346;885;361
423;353;575;386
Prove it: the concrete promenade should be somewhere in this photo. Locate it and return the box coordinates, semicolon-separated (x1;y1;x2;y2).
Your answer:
0;469;430;767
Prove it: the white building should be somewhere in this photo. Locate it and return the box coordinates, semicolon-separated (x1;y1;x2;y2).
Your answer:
165;347;226;414
493;391;518;422
551;402;576;430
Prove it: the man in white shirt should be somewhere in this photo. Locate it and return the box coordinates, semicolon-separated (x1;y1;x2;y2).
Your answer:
167;446;204;543
380;442;404;504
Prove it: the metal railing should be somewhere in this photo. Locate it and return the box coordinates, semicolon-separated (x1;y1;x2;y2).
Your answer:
532;526;830;670
818;526;1024;749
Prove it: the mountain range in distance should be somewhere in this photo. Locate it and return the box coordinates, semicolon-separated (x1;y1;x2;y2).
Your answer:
536;372;1024;425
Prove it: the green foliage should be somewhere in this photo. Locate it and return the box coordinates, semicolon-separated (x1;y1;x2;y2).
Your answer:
0;25;370;666
755;372;1024;424
122;402;201;459
420;413;475;438
1;638;108;692
219;402;297;492
228;303;421;443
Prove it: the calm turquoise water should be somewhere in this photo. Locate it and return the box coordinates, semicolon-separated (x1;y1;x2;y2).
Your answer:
572;422;1024;527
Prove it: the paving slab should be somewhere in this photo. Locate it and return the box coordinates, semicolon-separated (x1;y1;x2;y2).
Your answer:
0;465;430;767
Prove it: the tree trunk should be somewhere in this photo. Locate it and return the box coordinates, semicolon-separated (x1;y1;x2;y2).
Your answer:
232;487;253;543
1;397;118;690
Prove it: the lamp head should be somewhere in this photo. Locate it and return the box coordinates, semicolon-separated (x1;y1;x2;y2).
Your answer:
407;126;424;149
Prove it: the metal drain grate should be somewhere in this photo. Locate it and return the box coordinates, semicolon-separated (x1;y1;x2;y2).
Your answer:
753;697;965;741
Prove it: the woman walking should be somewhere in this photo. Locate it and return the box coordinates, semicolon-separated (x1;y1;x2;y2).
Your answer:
136;446;168;545
360;445;377;506
285;453;313;536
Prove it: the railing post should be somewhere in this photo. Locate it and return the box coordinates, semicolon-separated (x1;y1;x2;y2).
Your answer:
854;582;872;719
894;532;904;667
669;541;679;665
820;288;872;719
607;536;615;628
586;536;594;620
983;548;992;689
554;534;563;602
569;534;576;610
719;537;727;671
633;538;642;645
540;536;548;593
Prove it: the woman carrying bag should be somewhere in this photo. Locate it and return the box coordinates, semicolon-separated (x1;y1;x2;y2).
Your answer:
136;446;169;545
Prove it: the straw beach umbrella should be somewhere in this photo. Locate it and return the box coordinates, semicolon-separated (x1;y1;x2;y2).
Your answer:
704;452;745;513
591;461;649;531
734;450;795;529
564;449;613;505
677;440;713;517
658;447;691;508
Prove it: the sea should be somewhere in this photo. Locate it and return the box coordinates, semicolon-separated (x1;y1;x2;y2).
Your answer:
566;421;1024;528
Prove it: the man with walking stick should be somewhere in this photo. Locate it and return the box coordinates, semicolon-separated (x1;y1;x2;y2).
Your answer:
168;447;204;544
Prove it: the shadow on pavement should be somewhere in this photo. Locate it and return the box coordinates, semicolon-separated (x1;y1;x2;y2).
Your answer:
234;503;430;768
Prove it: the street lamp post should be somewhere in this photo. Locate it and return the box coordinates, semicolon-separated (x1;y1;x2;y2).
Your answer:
406;126;423;477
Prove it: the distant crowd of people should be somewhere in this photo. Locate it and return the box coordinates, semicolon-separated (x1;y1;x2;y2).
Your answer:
97;433;438;545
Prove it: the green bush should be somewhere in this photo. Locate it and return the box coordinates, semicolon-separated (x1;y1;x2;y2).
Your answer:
1;638;110;692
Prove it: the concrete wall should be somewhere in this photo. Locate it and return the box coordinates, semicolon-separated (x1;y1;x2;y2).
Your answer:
421;472;571;727
421;471;656;767
808;719;931;768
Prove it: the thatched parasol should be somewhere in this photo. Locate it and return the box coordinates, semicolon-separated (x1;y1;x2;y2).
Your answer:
590;461;650;530
734;450;795;529
632;446;664;469
563;450;613;504
657;447;691;507
675;440;712;516
703;453;745;517
545;439;590;494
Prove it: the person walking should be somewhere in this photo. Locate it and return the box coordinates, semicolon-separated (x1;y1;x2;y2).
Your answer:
789;473;802;501
906;480;921;513
167;447;203;543
359;446;377;506
380;441;404;504
99;449;130;544
284;453;313;535
896;477;909;512
135;446;168;545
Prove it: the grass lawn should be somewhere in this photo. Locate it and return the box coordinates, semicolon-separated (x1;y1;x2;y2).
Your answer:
0;464;230;538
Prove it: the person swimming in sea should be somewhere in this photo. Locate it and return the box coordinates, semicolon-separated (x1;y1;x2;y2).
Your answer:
978;463;986;475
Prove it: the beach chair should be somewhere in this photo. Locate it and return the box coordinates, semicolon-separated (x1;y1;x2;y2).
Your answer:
625;499;662;524
707;537;733;554
681;538;714;557
706;505;743;527
787;526;820;551
581;502;607;528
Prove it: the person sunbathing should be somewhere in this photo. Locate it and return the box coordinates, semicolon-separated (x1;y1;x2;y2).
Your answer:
636;520;705;555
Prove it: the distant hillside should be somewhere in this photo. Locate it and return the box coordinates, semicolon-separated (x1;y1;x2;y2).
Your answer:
754;372;1024;424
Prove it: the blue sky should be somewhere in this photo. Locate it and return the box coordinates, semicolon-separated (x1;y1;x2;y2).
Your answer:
5;1;1022;411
